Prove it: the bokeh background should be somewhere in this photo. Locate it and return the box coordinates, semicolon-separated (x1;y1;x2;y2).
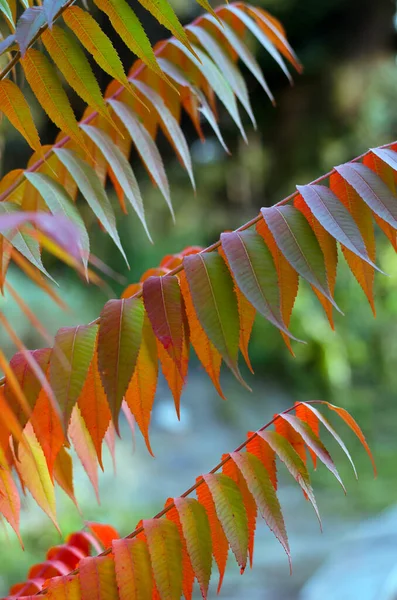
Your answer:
1;0;397;598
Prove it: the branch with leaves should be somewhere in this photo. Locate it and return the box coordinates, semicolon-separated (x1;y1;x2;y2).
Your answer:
2;401;375;600
0;138;395;535
0;2;300;273
0;0;217;80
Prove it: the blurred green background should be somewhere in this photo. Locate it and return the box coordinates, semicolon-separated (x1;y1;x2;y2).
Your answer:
1;0;397;598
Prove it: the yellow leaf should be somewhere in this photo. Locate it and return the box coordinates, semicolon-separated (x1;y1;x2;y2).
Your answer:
0;79;41;152
93;0;170;85
17;423;59;530
137;0;196;57
63;6;131;91
21;48;85;149
42;25;112;125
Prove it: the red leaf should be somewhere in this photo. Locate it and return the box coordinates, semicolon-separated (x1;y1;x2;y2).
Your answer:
143;275;184;372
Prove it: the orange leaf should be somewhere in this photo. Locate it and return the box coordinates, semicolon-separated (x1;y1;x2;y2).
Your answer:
275;414;306;465
326;402;377;476
0;466;22;545
78;352;111;470
53;447;78;508
330;171;376;313
294;403;320;468
246;431;277;489
125;315;158;456
86;522;120;550
31;376;65;478
156;321;189;420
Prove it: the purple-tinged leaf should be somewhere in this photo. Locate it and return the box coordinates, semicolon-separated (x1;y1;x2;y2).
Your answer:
143;275;183;371
0;34;16;56
335;160;397;229
0;211;83;262
43;0;64;28
15;6;46;56
297;184;380;270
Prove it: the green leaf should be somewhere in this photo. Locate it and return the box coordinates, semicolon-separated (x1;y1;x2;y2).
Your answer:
157;57;230;153
42;25;110;123
221;229;295;337
143;519;183;600
280;413;346;491
203;472;248;569
53;148;127;264
337;155;397;228
183;251;245;385
98;298;144;432
93;0;167;81
49;324;98;429
63;6;131;90
81;124;150;241
231;451;290;565
258;430;321;524
15;6;46;55
133;80;195;190
187;24;256;126
174;497;212;597
109;99;172;214
0;0;15;27
24;172;90;269
261;205;340;310
137;0;195;55
202;14;274;102
170;38;246;142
